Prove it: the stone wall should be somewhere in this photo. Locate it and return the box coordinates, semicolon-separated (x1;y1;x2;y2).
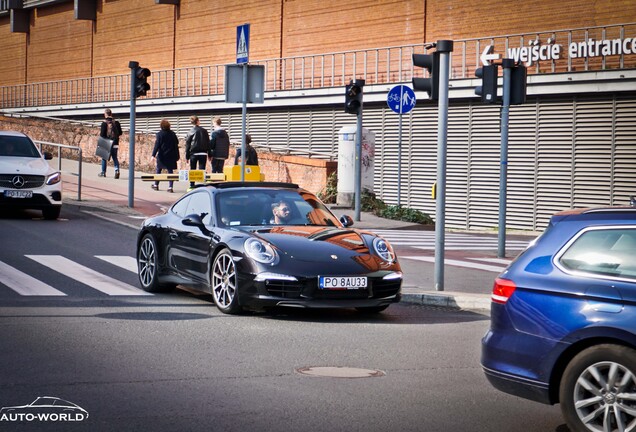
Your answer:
0;115;336;195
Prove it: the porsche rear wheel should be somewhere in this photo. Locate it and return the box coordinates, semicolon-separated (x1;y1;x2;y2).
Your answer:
211;249;242;314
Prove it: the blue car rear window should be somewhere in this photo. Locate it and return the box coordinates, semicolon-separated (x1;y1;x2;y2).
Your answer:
558;227;636;280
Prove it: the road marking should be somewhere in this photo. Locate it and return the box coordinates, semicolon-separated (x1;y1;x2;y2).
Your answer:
401;256;507;273
0;260;67;296
372;230;529;251
95;255;138;273
26;255;151;296
468;257;514;265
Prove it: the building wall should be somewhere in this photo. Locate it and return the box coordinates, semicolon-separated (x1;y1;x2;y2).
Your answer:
27;2;93;82
425;0;636;43
0;16;26;85
4;0;633;87
175;0;283;67
281;0;425;56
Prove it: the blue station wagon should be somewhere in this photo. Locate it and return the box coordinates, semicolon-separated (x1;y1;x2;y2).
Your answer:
481;206;636;432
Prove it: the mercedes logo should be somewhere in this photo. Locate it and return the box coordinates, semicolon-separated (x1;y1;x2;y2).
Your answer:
12;176;25;188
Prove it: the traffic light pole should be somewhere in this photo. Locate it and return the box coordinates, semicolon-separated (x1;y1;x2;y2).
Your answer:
434;40;453;292
128;61;138;209
498;59;513;258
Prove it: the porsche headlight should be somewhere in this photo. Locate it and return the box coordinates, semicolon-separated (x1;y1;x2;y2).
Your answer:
373;237;395;263
244;238;278;265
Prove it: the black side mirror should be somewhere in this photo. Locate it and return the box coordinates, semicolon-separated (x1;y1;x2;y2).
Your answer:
339;215;354;227
183;213;212;235
630;196;636;207
43;152;53;160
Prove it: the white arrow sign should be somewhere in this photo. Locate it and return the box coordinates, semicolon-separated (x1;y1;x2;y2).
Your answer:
480;45;501;66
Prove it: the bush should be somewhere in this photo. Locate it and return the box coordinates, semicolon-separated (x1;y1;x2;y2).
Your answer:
318;172;337;204
361;190;433;225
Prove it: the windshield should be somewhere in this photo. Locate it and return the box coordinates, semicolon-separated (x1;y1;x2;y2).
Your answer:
216;188;341;228
0;135;41;158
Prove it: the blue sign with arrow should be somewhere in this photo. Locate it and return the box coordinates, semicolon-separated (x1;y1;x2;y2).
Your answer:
387;85;416;114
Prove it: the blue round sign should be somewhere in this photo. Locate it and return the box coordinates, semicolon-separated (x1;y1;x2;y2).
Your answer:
387;85;416;114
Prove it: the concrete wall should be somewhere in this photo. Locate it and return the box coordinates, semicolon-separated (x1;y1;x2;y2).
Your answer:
0;115;336;195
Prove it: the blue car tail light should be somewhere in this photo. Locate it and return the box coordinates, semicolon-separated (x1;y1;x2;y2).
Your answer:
492;278;516;304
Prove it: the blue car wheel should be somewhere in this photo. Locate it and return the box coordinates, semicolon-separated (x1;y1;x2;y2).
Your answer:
560;344;636;432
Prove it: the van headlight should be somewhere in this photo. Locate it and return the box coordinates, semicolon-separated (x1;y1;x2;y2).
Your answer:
46;172;61;185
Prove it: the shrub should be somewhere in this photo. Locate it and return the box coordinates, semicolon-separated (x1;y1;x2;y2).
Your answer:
361;190;433;225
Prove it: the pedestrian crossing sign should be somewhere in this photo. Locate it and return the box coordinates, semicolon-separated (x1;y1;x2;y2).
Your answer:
236;24;250;64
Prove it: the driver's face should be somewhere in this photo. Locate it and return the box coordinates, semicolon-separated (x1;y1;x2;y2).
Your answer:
276;204;291;221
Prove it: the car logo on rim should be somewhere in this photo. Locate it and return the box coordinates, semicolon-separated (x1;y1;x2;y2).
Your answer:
331;255;338;260
11;176;25;188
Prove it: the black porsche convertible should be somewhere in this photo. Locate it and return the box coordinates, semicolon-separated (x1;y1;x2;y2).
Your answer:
136;182;402;314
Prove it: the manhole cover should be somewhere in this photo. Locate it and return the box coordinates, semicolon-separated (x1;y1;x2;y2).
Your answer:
296;366;385;378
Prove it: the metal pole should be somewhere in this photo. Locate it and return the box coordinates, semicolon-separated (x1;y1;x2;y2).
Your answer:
128;61;138;209
77;148;82;201
397;86;403;208
498;59;513;258
434;40;453;292
240;64;248;182
354;106;362;221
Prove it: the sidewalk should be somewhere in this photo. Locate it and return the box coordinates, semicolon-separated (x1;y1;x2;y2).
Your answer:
60;159;492;314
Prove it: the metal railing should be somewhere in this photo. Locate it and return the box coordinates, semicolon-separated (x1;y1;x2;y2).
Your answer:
35;140;83;201
1;22;634;109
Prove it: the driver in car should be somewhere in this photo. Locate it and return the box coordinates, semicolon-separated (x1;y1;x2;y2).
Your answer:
271;200;293;224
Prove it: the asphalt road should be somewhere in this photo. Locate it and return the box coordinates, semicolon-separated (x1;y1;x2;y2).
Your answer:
0;206;567;431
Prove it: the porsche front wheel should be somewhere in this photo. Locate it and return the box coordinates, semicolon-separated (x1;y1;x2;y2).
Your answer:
211;249;242;314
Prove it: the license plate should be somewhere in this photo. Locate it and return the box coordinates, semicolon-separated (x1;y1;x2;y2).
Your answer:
319;276;367;290
4;190;33;199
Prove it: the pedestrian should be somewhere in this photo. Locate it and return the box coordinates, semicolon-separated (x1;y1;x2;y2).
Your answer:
234;133;259;166
99;108;123;178
150;119;180;193
210;116;230;173
184;115;211;188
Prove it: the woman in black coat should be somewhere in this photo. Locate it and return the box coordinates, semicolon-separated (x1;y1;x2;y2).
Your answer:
151;119;180;192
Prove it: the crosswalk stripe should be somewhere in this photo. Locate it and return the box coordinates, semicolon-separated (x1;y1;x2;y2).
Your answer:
401;255;507;273
26;255;151;296
0;260;67;296
95;255;138;273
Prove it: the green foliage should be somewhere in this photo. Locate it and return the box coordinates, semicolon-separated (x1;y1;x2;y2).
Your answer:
318;172;337;204
361;190;433;225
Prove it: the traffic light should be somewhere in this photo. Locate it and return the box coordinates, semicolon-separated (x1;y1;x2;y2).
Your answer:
134;67;151;98
474;64;498;104
412;52;440;100
345;79;364;115
510;64;527;105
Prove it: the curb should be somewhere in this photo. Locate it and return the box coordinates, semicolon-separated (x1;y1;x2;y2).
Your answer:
401;291;491;314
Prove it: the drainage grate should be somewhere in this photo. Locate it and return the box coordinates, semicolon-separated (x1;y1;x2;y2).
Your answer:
296;366;385;378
